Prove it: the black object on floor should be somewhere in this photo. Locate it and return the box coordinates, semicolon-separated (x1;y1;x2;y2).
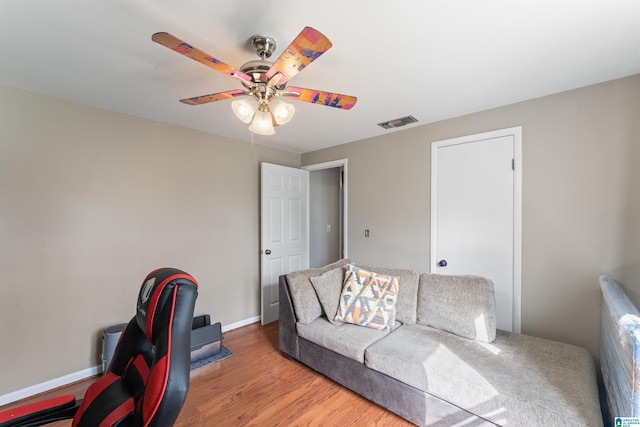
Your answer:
191;345;234;371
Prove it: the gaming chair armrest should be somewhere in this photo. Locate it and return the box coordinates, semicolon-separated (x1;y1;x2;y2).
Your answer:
0;394;80;427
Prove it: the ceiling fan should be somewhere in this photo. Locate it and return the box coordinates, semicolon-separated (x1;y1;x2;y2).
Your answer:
152;27;357;135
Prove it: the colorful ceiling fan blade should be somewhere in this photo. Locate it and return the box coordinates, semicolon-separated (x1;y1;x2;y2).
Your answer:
180;89;247;105
152;32;252;83
265;27;332;86
284;87;357;110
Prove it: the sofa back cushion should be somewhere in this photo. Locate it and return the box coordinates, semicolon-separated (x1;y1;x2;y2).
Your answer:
356;265;419;324
286;259;350;324
417;273;497;342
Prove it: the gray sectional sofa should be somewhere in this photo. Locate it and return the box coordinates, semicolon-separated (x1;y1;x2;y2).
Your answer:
279;259;603;426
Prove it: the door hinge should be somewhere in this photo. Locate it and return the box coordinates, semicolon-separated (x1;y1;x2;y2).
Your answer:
512;159;515;170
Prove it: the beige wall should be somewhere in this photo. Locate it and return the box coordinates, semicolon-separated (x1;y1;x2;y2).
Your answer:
2;73;639;395
0;86;299;395
302;74;640;358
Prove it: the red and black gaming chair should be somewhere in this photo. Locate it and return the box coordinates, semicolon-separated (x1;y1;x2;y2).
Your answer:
0;268;198;427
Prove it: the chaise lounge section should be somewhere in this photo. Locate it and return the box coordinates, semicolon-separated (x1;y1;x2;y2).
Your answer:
279;260;603;426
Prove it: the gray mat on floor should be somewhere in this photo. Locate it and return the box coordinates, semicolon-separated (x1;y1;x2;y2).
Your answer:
190;345;234;371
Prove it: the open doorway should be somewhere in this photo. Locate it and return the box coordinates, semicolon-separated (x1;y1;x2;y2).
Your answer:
303;159;348;268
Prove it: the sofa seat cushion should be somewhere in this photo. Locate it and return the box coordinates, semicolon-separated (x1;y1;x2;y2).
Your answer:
364;324;602;426
296;317;393;363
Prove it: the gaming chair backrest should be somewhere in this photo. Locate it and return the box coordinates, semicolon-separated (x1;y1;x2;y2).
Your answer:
72;268;198;427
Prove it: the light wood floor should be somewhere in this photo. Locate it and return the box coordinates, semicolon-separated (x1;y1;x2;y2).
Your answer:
1;322;413;426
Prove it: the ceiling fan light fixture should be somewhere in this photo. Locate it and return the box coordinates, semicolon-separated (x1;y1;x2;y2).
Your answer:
249;109;275;135
231;97;257;124
270;97;295;125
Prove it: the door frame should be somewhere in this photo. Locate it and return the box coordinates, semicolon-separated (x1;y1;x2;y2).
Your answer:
430;127;522;332
302;158;348;259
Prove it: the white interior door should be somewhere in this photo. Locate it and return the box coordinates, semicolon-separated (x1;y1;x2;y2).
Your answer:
431;127;522;332
261;163;309;325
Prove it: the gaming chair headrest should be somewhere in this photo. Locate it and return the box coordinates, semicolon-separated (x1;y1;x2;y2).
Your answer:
136;267;198;343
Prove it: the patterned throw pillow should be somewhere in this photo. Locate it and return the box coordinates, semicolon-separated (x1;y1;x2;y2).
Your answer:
334;264;399;330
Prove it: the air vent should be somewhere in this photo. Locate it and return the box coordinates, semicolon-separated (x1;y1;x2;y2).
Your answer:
377;115;419;129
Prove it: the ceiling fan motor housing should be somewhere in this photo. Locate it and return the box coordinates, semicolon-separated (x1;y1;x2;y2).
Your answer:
240;34;284;94
240;60;272;82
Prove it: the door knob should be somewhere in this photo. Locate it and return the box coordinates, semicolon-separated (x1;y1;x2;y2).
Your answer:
264;249;272;255
438;259;447;267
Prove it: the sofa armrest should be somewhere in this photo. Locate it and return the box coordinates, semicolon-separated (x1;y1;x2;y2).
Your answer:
279;275;299;359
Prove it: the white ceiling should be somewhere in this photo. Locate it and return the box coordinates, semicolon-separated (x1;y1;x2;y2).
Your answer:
1;1;639;154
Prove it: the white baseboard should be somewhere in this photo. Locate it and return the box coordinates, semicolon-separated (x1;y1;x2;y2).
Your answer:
0;315;262;407
0;365;101;407
221;315;261;332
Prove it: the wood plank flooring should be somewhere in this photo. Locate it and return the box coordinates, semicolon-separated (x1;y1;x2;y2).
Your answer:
1;322;413;426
